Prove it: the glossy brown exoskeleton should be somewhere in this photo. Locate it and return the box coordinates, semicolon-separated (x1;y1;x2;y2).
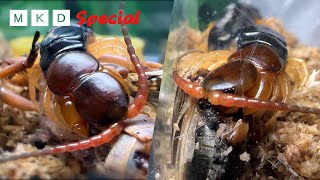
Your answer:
42;25;132;126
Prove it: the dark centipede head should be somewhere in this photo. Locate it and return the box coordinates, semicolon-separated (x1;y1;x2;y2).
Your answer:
203;60;258;96
40;24;95;75
236;25;288;64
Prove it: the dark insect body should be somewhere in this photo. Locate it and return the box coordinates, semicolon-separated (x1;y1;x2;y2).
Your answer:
208;2;261;50
187;99;250;180
186;101;229;180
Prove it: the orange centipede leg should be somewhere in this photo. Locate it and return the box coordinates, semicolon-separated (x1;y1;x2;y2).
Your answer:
0;61;26;79
121;23;148;118
0;87;36;111
98;54;134;72
0;123;123;163
0;31;40;111
207;91;320;114
0;31;40;79
145;61;163;71
100;62;129;79
172;70;205;99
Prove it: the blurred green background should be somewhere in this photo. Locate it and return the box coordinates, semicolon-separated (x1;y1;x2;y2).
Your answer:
170;0;236;30
0;0;173;62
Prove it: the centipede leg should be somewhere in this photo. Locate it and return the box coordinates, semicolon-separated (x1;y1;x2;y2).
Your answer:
98;54;134;72
0;87;35;111
145;61;163;71
0;61;26;79
121;21;148;118
0;123;123;163
100;62;129;79
172;70;205;99
0;32;40;111
285;58;308;87
0;31;40;79
224;119;249;145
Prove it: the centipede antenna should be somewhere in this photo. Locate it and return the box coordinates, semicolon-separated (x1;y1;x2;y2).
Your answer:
0;148;52;163
0;123;123;163
119;1;124;12
119;5;148;118
24;31;41;68
32;31;41;50
207;91;320;114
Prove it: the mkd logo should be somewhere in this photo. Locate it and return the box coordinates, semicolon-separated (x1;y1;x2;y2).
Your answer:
9;9;140;27
10;10;70;26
